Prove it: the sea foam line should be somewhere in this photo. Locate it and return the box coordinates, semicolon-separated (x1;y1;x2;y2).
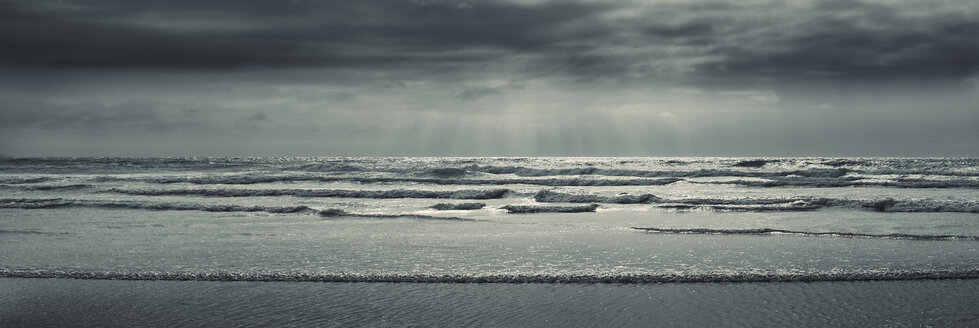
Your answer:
534;190;979;213
97;175;685;187
631;227;979;240
86;173;979;188
2;269;976;283
105;188;513;199
0;198;476;221
500;204;600;213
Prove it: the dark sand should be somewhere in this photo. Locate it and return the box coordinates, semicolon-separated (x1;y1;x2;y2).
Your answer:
2;278;977;327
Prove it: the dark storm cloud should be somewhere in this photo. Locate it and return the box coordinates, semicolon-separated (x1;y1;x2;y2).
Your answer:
695;4;979;81
2;0;976;83
0;0;606;70
578;0;979;83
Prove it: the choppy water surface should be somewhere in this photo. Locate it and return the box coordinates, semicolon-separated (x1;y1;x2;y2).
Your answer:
1;157;977;282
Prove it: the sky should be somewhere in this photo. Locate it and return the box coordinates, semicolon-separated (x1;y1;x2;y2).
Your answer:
1;0;977;157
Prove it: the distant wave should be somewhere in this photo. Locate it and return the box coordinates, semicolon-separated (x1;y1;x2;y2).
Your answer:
656;204;823;212
694;177;979;188
810;198;979;213
0;177;52;184
500;204;600;213
95;175;330;185
731;159;778;167
430;203;486;210
0;229;70;235
288;162;364;172
6;157;978;178
631;227;979;240
86;168;978;188
0;198;477;220
534;190;662;204
96;175;684;187
532;190;979;213
285;163;473;176
422;168;469;178
104;173;979;188
0;198;318;214
0;184;92;191
3;269;976;283
664;199;979;213
818;159;866;167
859;169;979;177
470;166;850;179
317;208;476;221
106;188;513;200
376;176;686;186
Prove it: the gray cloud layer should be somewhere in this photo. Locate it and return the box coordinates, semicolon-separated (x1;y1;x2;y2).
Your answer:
1;0;977;156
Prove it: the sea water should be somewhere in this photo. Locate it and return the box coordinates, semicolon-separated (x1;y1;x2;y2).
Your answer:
1;157;977;281
1;157;977;325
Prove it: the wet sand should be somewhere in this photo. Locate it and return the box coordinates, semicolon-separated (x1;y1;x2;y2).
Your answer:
3;278;977;327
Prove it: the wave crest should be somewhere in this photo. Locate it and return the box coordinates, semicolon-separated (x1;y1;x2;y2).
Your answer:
500;204;600;213
317;208;475;221
0;177;52;184
531;191;979;213
107;188;512;199
430;203;486;210
534;190;661;204
0;198;317;214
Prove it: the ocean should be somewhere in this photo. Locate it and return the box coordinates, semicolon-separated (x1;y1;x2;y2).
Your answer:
2;157;977;326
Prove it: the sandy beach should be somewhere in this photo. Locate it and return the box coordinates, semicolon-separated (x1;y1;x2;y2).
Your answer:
3;278;977;327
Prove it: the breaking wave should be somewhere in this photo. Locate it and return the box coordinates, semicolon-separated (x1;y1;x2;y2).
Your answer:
534;190;662;204
631;227;979;240
422;168;469;178
656;204;822;212
288;162;364;172
531;190;979;213
103;175;685;187
500;204;600;213
695;177;979;188
430;203;487;210
0;184;92;191
663;199;979;213
106;188;513;199
0;198;477;221
317;208;476;221
2;268;976;283
469;166;849;179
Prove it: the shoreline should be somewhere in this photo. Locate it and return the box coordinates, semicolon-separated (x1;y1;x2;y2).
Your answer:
3;269;979;284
